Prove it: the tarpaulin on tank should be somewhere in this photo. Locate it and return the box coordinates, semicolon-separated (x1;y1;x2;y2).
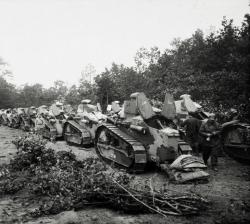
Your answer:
180;94;198;113
64;104;74;114
96;103;102;112
77;103;96;113
136;92;155;120
162;93;176;119
124;100;138;115
17;108;25;115
38;106;48;115
111;101;121;113
50;104;63;117
24;108;29;114
27;107;36;116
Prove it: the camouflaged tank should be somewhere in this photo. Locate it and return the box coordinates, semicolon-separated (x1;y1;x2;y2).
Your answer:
17;107;30;131
35;103;66;140
63;100;106;146
95;92;192;172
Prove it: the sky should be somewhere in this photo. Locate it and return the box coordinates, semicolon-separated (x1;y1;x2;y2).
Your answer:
0;0;249;87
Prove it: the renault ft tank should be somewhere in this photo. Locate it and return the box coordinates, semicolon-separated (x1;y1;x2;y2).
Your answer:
106;101;122;115
7;108;19;128
25;106;37;131
17;108;30;131
95;92;191;172
221;120;250;164
35;105;56;140
63;100;106;146
0;109;13;126
0;109;3;124
174;94;209;120
0;109;8;125
46;102;66;139
18;107;38;131
175;94;250;164
63;104;75;119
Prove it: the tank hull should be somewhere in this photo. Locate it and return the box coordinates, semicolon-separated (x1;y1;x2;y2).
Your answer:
222;121;250;164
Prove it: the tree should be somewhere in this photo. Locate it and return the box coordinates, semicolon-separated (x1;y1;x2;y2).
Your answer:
134;47;161;72
53;80;68;100
141;15;249;108
65;85;81;105
94;63;148;110
80;64;96;84
0;57;15;108
78;81;96;102
18;84;44;107
0;76;16;108
0;57;12;77
95;70;116;109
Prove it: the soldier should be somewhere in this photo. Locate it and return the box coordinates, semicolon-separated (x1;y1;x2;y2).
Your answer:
182;115;202;155
199;114;221;171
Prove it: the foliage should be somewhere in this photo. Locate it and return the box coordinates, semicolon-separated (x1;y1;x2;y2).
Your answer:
0;135;208;217
0;173;27;195
78;81;96;102
94;63;149;111
95;68;117;109
0;76;17;108
64;85;81;105
134;47;161;72
93;14;249;118
0;57;12;77
11;135;56;172
0;14;249;121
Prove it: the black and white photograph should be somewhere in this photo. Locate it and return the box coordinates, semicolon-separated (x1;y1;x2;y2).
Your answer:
0;0;249;223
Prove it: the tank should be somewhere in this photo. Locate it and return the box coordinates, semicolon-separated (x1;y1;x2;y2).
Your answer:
95;92;192;173
175;94;209;120
26;106;38;131
47;102;67;139
7;108;19;128
63;100;106;145
0;109;9;125
17;107;30;131
63;104;75;119
0;110;3;124
35;105;58;140
221;120;250;164
106;101;122;115
175;94;250;164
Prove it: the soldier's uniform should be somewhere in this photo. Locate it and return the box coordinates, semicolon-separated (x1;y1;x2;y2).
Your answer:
199;118;221;169
182;117;202;155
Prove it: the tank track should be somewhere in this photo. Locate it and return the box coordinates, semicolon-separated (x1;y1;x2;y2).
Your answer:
95;123;147;173
63;120;92;145
42;124;57;140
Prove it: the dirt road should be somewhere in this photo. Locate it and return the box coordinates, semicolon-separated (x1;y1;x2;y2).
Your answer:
0;125;250;224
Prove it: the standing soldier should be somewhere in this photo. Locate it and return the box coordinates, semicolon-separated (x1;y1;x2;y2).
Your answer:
199;114;221;171
182;115;202;155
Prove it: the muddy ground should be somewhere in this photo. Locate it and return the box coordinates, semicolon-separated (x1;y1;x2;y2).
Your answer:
0;125;249;224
